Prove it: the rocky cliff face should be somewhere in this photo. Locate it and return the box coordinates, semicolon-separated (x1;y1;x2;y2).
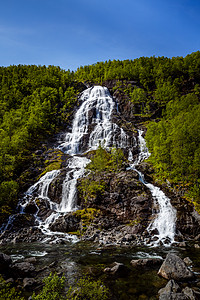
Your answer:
0;82;200;247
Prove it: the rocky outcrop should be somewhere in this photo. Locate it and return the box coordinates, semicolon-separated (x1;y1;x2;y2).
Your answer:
158;280;200;300
158;253;195;281
75;169;154;244
78;170;153;224
49;212;81;233
0;81;200;247
158;280;187;300
47;169;67;204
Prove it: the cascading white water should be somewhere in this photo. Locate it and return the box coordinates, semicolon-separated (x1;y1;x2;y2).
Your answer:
17;86;132;242
4;85;176;247
59;156;90;212
58;86;131;154
129;130;177;247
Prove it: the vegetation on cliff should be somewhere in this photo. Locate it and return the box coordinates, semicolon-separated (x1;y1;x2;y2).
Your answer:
0;51;200;225
79;144;125;204
0;65;84;225
75;51;200;209
145;93;200;210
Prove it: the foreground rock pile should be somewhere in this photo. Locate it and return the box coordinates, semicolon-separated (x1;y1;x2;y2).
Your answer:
157;253;200;299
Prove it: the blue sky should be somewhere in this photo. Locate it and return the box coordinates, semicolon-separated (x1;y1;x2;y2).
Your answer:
0;0;200;70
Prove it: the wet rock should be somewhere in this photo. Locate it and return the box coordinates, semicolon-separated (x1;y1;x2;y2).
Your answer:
0;252;12;270
183;257;193;267
23;277;37;291
131;258;163;268
158;253;195;281
1;227;45;244
169;191;200;239
158;280;181;298
5;278;14;285
36;199;53;221
78;169;153;238
49;212;81;233
104;262;130;277
10;214;36;230
182;286;200;300
24;201;38;214
48;169;67;204
10;262;36;278
25;257;37;264
0;252;12;277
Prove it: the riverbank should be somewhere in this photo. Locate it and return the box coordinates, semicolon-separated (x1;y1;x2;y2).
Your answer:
1;241;200;299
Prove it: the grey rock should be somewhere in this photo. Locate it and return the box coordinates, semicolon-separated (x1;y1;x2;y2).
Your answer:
158;280;181;295
183;257;193;266
159;293;188;300
158;253;195;281
23;278;37;290
10;262;35;278
158;280;190;300
49;213;81;233
182;286;200;300
131;258;163;268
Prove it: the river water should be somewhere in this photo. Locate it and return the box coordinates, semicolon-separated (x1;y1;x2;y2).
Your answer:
1;240;200;299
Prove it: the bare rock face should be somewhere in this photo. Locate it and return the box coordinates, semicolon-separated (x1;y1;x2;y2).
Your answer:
158;253;195;281
78;170;153;234
48;169;67;204
49;213;81;233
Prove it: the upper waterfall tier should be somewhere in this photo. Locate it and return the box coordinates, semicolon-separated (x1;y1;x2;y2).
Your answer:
58;86;132;155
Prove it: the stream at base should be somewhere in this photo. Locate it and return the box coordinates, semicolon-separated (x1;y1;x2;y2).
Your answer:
1;241;200;300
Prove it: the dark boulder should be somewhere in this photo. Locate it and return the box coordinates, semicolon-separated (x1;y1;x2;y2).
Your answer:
158;253;195;281
0;252;12;274
78;170;153;234
10;262;35;278
48;169;67;204
10;214;35;230
49;212;81;233
23;277;37;291
158;280;188;300
24;201;38;214
104;262;130;277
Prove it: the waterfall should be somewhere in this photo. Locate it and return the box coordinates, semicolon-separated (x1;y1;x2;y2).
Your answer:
2;85;176;247
58;86;131;154
130;130;177;247
14;86;132;242
59;156;90;212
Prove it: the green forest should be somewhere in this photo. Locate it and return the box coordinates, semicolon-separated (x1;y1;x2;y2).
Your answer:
0;51;200;225
0;65;85;224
